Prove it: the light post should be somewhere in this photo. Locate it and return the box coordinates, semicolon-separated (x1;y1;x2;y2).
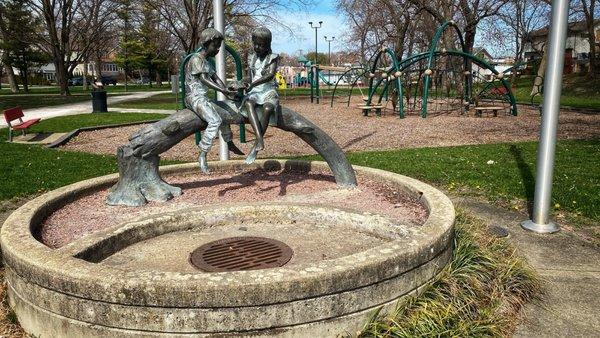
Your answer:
308;21;323;64
309;21;322;103
521;0;569;234
213;0;228;160
324;36;335;86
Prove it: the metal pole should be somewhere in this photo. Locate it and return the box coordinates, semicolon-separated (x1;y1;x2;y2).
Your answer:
325;36;335;86
521;0;569;234
309;21;322;102
213;0;229;160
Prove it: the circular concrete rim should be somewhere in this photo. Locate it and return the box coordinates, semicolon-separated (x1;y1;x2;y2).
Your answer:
1;159;455;307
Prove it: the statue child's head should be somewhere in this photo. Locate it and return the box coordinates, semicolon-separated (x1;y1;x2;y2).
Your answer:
251;27;272;57
200;28;224;57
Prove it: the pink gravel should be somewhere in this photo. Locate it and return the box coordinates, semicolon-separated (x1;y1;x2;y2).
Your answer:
40;169;428;248
60;98;600;161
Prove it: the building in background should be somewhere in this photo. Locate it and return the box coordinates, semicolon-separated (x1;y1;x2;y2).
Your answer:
523;19;600;74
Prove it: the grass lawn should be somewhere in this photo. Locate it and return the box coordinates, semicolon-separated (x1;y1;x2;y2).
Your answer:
302;139;600;225
510;74;600;110
0;112;169;200
0;94;93;110
27;112;168;133
112;92;179;110
0;83;170;96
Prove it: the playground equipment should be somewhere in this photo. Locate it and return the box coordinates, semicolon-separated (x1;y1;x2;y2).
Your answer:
329;21;518;119
308;64;359;103
275;71;287;89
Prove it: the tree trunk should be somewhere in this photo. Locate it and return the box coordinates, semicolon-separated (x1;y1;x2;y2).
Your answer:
95;57;103;78
4;64;18;93
464;27;476;101
21;67;29;93
587;26;598;78
106;105;357;206
531;48;546;97
55;56;70;96
83;60;89;91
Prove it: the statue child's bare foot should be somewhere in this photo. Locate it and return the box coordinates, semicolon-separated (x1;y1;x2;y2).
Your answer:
199;151;210;174
255;139;264;151
245;147;258;164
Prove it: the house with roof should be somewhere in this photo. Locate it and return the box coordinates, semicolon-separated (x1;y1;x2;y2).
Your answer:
523;19;600;74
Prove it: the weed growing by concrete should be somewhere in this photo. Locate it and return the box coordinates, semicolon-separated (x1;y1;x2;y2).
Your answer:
360;209;541;337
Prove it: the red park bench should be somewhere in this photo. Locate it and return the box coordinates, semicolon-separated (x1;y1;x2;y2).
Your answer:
3;107;41;142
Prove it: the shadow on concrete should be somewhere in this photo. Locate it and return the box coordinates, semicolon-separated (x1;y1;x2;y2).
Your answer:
509;144;535;216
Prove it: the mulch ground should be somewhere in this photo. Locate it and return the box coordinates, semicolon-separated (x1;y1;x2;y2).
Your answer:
61;97;600;161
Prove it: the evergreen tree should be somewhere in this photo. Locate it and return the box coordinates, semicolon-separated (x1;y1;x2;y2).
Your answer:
0;0;48;92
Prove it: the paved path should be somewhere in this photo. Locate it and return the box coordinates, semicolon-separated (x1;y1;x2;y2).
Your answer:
453;197;600;338
0;91;169;127
107;107;176;115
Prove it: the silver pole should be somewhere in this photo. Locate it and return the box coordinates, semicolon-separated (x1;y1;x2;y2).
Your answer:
521;0;569;234
214;0;229;160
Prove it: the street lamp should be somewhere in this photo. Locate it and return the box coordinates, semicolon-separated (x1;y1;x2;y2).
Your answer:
308;21;322;64
324;36;335;85
308;21;322;103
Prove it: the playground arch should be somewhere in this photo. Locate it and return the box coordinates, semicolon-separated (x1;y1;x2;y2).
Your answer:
328;22;518;119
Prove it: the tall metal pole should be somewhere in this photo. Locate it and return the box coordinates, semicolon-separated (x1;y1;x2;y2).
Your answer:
214;0;229;160
309;21;322;103
521;0;569;234
325;36;335;86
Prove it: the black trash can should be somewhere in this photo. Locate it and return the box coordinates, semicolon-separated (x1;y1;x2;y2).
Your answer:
91;90;108;113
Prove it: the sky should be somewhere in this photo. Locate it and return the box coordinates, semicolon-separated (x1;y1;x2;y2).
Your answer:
259;0;511;58
265;0;347;56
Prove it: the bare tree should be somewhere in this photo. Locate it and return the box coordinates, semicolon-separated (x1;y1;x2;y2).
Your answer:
147;0;313;54
481;0;550;85
31;0;117;95
0;4;20;92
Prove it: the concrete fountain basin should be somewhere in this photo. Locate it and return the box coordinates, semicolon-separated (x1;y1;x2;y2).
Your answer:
1;160;454;337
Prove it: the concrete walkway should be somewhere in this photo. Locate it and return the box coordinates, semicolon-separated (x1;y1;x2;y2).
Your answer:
453;197;600;338
0;91;169;127
107;107;176;115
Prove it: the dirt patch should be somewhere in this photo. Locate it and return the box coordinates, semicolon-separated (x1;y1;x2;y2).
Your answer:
60;97;600;161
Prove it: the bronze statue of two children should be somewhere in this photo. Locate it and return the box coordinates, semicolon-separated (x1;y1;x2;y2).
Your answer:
185;27;279;173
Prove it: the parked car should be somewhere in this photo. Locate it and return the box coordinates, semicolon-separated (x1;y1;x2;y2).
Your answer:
100;76;117;86
132;76;150;84
68;76;92;86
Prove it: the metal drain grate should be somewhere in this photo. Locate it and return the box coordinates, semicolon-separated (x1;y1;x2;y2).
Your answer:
190;237;293;272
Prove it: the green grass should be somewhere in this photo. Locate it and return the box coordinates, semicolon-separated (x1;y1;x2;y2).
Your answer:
112;93;179;110
302;139;600;222
27;112;168;133
0;83;170;96
361;209;540;337
0;142;118;200
510;74;600;110
0;112;169;199
0;94;93;110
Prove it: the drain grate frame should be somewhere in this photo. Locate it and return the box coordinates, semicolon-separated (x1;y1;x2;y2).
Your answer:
190;236;293;272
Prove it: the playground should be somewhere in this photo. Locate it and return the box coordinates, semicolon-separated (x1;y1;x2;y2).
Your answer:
61;96;600;161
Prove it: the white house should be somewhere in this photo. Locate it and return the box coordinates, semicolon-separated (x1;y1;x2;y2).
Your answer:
524;19;600;74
